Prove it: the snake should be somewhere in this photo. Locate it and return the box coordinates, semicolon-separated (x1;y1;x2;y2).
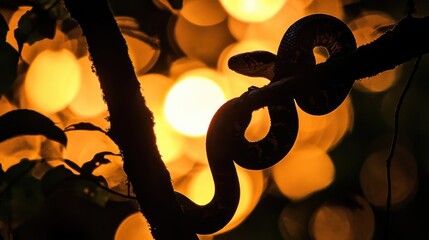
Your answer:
176;14;357;234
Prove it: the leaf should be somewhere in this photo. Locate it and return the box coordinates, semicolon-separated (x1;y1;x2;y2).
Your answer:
72;178;109;207
8;177;44;222
0;160;43;223
34;0;70;20
63;159;82;173
0;14;8;42
80;151;120;176
13;1;70;52
64;122;107;134
41;165;74;194
0;42;19;94
3;159;36;182
14;7;56;53
0;109;67;146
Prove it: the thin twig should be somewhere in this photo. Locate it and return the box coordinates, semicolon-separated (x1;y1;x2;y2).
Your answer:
385;54;421;239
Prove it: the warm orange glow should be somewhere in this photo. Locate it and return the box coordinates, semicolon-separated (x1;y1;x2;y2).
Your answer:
219;0;287;23
313;46;329;64
138;74;188;166
0;136;41;170
349;12;399;92
24;49;81;115
0;96;15;116
310;195;375;240
273;145;335;200
305;0;345;19
185;164;265;234
295;96;354;150
114;213;154;240
164;154;195;181
153;117;185;164
182;135;208;164
227;2;305;44
181;0;227;26
244;107;270;142
169;57;208;79
278;202;312;239
138;73;175;115
123;34;160;74
312;205;352;239
218;165;265;234
68;56;107;118
6;6;31;51
164;75;226;137
62;131;126;188
174;15;234;65
359;146;418;207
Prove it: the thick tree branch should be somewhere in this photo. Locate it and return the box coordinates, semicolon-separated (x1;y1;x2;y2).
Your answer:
62;0;197;239
238;16;429;110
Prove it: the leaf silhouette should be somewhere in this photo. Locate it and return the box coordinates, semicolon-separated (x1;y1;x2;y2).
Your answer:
0;42;19;94
14;9;56;54
63;159;82;173
0;14;8;42
64;122;107;134
80;151;119;176
41;165;75;195
3;159;36;185
0;109;67;146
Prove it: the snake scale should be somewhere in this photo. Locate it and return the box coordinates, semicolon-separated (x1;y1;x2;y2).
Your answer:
175;14;357;234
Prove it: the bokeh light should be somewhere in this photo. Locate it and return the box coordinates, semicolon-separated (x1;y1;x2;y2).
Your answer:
174;15;235;65
62;130;126;189
360;146;418;207
68;56;107;118
279;201;315;240
219;0;287;23
24;49;81;115
349;12;400;92
184;164;265;234
295;96;354;151
273;145;335;200
164;73;226;137
181;0;227;26
227;1;305;44
310;195;375;240
305;0;345;19
114;212;154;240
123;34;160;75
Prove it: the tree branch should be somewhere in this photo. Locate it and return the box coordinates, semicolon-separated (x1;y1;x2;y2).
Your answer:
238;16;429;110
62;0;197;239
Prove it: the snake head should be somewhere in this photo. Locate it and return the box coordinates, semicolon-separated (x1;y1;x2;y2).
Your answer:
228;50;276;80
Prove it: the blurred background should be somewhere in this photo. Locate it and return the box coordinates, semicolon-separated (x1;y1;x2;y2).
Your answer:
1;0;429;239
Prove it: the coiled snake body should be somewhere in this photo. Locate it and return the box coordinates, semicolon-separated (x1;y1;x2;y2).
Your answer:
176;14;357;234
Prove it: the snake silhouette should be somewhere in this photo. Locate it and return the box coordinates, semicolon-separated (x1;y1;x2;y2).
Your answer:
176;14;357;234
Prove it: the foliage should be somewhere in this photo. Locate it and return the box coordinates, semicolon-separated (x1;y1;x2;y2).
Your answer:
0;109;116;236
0;14;18;95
